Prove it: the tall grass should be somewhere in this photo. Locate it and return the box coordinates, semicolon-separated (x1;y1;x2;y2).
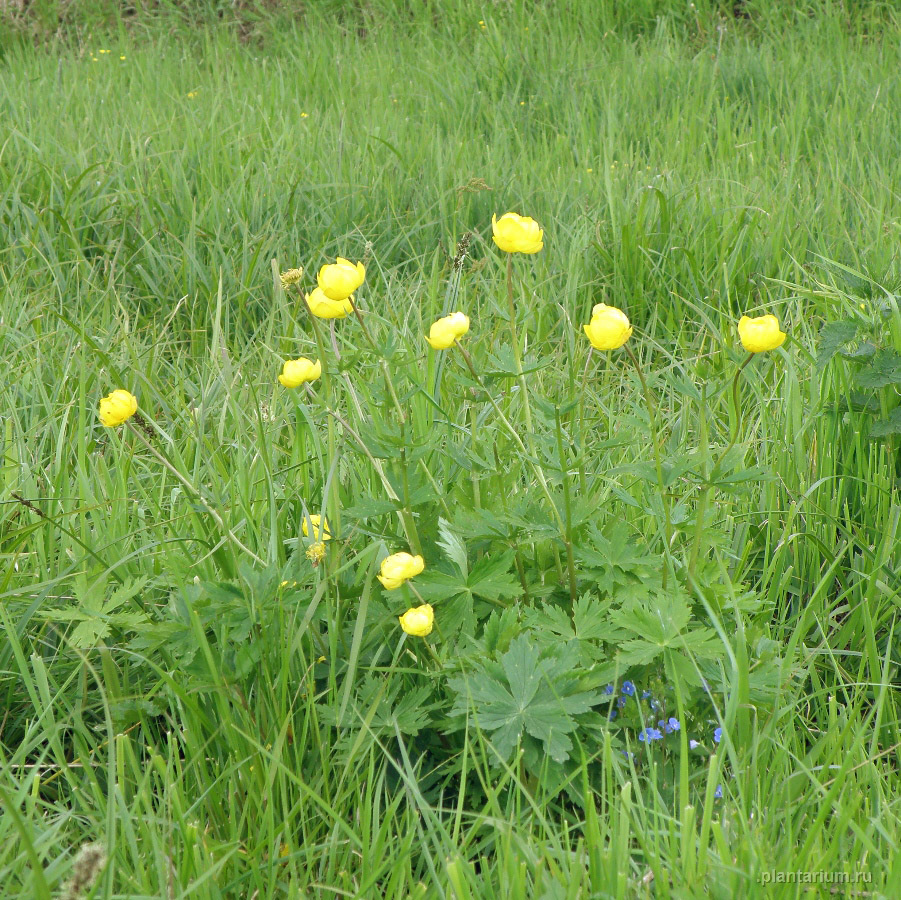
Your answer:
1;1;899;896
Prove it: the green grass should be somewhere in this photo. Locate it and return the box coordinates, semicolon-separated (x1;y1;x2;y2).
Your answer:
1;1;900;897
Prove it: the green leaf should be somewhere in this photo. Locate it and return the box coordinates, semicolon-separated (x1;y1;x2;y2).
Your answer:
437;517;468;577
856;349;901;388
816;320;858;372
466;550;520;602
448;635;602;764
870;407;901;437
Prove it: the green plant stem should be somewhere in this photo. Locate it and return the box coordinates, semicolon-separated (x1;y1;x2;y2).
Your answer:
688;352;755;579
351;301;423;556
623;344;672;588
505;254;536;448
127;422;265;566
455;341;568;540
553;408;579;606
307;306;342;543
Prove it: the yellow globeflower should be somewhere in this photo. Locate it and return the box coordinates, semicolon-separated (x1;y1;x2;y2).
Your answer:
301;514;331;542
278;357;321;388
317;258;366;302
584;303;632;350
399;604;434;637
737;314;786;353
377;552;425;590
425;312;470;349
491;212;544;254
306;287;354;319
279;267;304;288
98;389;138;427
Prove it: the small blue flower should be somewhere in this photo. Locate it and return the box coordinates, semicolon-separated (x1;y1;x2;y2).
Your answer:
608;709;618;721
620;750;634;759
714;727;722;744
617;696;627;709
638;727;663;742
641;690;652;699
649;698;662;711
714;784;723;799
689;739;700;750
661;717;680;734
621;681;636;696
604;684;615;695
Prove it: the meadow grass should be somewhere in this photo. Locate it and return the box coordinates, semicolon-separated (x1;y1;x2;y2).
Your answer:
1;1;900;896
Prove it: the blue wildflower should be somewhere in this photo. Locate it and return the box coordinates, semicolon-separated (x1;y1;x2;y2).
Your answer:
638;727;664;742
608;709;618;721
604;684;615;695
714;727;722;744
649;698;662;711
617;696;627;709
641;690;652;699
714;784;723;799
689;740;700;750
621;681;636;696
660;717;680;734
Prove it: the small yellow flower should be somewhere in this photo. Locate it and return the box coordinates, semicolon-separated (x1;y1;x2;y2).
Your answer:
737;314;786;353
98;389;138;427
306;541;327;564
491;212;544;254
280;580;298;589
120;55;126;60
301;514;331;542
398;604;434;637
279;267;304;288
584;303;632;351
305;287;354;319
425;312;470;349
377;552;425;590
278;357;321;388
300;112;309;118
187;91;198;98
99;49;109;54
317;258;366;302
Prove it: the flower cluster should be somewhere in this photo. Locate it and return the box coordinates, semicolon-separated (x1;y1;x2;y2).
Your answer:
96;210;789;659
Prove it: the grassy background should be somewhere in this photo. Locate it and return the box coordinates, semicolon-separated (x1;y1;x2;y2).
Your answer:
1;1;900;896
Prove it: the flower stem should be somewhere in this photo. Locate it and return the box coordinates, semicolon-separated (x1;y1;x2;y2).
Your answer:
688;352;754;578
307;305;342;543
623;344;672;588
128;422;265;566
505;254;536;448
456;341;568;539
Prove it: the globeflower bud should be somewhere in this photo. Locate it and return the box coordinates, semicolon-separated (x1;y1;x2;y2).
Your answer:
583;303;633;350
377;551;425;590
398;604;434;637
317;257;366;301
737;314;786;353
301;514;331;542
278;357;321;388
305;287;354;319
279;267;304;288
491;212;544;254
425;312;470;349
98;389;138;427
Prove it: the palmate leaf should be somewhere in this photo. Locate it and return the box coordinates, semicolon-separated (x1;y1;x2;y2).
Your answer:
870;406;901;437
611;590;723;669
856;349;901;388
448;635;602;763
816;320;859;371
